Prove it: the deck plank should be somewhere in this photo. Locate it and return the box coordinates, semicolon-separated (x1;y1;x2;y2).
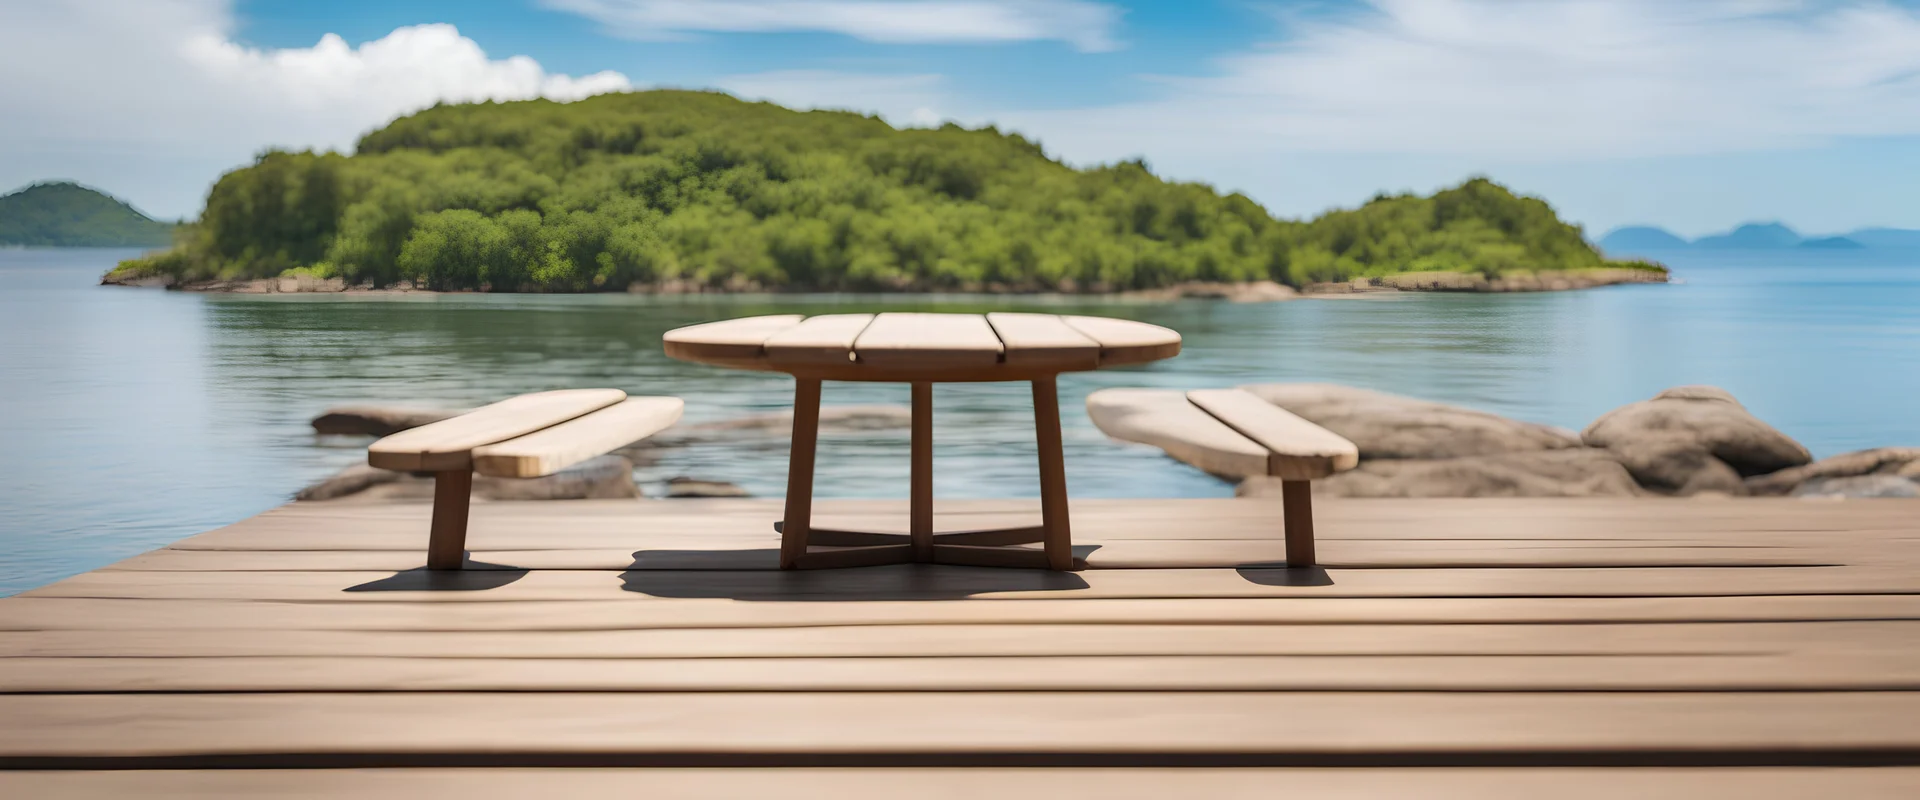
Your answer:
4;496;1920;784
8;653;1920;693
8;768;1919;800
7;692;1920;763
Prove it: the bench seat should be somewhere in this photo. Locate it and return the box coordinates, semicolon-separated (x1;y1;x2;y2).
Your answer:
366;390;684;569
1087;387;1358;566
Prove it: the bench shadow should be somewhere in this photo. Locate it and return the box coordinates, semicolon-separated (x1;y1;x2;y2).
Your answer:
344;559;530;592
1234;564;1335;587
619;546;1099;601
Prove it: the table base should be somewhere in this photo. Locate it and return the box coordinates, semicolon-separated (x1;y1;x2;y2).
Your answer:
772;523;1059;569
778;376;1077;571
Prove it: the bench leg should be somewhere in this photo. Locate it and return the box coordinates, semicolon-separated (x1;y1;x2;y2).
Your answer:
780;378;823;570
426;469;473;570
1280;478;1316;567
910;381;934;561
1033;376;1074;571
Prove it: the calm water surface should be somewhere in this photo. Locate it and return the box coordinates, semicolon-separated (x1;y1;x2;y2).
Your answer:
3;247;1917;594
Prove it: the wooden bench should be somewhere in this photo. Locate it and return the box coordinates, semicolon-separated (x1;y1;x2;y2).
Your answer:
1087;387;1359;566
367;389;683;569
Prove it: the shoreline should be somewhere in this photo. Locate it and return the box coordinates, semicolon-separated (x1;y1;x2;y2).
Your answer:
102;268;1668;299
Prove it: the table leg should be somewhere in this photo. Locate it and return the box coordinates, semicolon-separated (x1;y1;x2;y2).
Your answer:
780;378;823;570
1032;376;1073;571
910;381;934;562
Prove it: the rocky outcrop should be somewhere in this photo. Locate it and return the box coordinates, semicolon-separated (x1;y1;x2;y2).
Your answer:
1792;475;1920;499
1582;386;1810;494
1122;280;1299;303
296;455;640;502
1241;383;1580;460
1239;448;1642;499
664;477;751;498
1303;269;1667;295
311;406;465;437
1091;381;1892;500
647;405;912;446
1745;447;1920;496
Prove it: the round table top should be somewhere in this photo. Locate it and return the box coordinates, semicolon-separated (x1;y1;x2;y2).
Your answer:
663;312;1181;382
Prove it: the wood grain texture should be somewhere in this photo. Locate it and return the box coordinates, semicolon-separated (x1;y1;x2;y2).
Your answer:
763;313;874;366
661;314;804;365
367;389;627;472
986;313;1099;369
1188;388;1360;480
7;496;1920;786
1062;315;1182;366
1086;388;1273;478
472;397;682;478
7;692;1920;759
9;768;1919;800
853;313;1004;368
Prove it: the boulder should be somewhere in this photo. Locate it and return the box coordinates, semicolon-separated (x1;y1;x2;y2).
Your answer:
479;455;639;500
1582;386;1811;482
665;477;751;498
1240;383;1581;460
295;455;640;502
1745;447;1920;496
1791;475;1920;499
1606;440;1748;496
312;406;464;437
294;463;403;501
1240;448;1643;498
649;405;911;445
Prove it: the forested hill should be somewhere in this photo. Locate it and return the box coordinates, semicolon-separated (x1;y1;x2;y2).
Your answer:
1;182;174;247
110;90;1658;291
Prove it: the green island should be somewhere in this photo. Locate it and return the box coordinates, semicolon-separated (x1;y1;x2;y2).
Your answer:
107;90;1664;293
2;182;175;248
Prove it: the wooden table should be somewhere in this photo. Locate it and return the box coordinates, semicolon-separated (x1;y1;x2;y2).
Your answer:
664;312;1181;570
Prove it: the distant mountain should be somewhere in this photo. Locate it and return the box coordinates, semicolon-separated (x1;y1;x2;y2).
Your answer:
1847;228;1920;248
0;182;174;247
1597;226;1688;253
1599;222;1914;253
1693;222;1802;249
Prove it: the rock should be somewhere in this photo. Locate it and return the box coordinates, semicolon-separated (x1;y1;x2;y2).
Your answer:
1606;440;1748;496
651;405;911;445
479;455;639;500
1582;386;1811;480
665;477;750;498
1245;448;1643;498
1240;383;1580;460
1745;447;1920;496
1791;475;1920;499
1653;385;1742;404
294;463;403;501
312;405;464;436
296;455;640;502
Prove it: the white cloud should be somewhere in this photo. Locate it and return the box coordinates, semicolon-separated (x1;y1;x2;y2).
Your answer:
545;0;1120;51
716;70;950;127
997;0;1920;163
0;0;629;218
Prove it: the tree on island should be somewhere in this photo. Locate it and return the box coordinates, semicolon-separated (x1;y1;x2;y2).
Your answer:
111;90;1661;292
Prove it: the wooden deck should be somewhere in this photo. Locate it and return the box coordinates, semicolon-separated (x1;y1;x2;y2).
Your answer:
5;497;1920;796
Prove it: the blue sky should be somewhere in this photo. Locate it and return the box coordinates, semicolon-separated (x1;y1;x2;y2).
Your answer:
4;0;1920;238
